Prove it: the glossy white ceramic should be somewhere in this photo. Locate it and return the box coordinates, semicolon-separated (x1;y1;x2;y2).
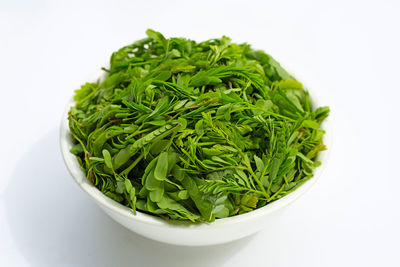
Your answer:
60;69;331;246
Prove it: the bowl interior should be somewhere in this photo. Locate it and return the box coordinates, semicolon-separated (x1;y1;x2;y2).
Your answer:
60;69;332;229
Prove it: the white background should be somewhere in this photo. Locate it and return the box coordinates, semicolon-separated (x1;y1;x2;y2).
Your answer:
1;0;399;266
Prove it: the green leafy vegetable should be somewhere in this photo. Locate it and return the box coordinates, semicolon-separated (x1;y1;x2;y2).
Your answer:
68;29;329;222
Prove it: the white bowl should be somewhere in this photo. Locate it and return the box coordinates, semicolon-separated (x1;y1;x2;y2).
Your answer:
60;69;331;246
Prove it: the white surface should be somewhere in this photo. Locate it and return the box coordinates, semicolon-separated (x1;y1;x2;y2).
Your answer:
1;0;399;266
60;89;331;246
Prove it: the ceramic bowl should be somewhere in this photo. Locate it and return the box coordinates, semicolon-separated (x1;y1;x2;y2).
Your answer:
60;69;331;246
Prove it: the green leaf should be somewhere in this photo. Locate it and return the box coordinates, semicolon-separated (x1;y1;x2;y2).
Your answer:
154;71;171;81
154;152;169;181
254;99;273;115
70;143;84;155
145;170;163;191
124;178;137;213
195;120;205;135
213;205;230;218
149;188;164;202
102;149;113;170
270;157;282;182
172;166;185;181
146;29;169;54
177;117;187;130
156;195;200;222
178;190;189;200
145;120;166;126
254;155;264;174
181;174;215;222
174;99;189;110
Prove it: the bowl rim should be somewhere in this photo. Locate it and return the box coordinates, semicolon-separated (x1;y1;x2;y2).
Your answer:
60;69;332;229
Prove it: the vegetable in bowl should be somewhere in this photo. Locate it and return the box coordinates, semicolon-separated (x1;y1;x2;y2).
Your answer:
68;29;329;223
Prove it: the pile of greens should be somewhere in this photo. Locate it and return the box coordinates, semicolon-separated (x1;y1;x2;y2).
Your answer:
68;29;329;222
